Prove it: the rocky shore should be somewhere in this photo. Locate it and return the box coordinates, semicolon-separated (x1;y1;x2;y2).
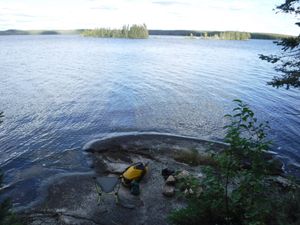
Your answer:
18;133;286;225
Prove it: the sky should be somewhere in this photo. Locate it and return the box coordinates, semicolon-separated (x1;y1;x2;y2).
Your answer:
0;0;299;35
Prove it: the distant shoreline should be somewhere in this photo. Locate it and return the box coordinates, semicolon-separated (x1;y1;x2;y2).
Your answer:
0;29;291;40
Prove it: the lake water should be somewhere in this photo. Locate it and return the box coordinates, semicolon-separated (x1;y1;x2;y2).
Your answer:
0;35;299;185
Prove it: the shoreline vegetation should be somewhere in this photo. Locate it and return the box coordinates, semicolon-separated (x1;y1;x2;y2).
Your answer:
0;27;292;40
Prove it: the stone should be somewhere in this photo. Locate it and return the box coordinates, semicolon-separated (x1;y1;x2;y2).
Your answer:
183;188;195;196
274;176;293;188
162;168;175;180
196;187;203;197
175;170;190;180
163;185;175;197
165;175;176;185
197;172;205;179
105;162;129;174
184;189;188;195
267;158;284;175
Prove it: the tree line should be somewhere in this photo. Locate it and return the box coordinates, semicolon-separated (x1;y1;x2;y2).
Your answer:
0;29;290;41
149;30;291;40
201;31;251;40
81;24;149;39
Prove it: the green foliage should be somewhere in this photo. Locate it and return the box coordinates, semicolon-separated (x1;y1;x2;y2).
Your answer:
176;174;200;196
81;24;149;39
169;100;300;225
0;197;21;225
277;0;300;14
260;0;300;89
128;24;149;39
223;99;270;176
269;187;300;225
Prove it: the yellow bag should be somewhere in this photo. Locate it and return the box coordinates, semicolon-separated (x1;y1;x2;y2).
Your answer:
121;162;148;187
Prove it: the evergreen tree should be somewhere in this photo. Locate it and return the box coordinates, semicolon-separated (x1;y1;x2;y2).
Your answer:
260;0;300;89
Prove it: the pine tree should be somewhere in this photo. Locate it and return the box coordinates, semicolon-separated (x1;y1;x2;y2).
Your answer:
260;0;300;89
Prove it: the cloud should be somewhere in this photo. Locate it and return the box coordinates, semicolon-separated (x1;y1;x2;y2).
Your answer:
0;18;9;22
0;23;14;28
90;6;118;10
208;1;254;12
168;11;185;18
12;13;43;18
15;19;32;23
152;1;187;6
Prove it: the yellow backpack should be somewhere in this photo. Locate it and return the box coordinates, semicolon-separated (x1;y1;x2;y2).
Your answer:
121;162;148;187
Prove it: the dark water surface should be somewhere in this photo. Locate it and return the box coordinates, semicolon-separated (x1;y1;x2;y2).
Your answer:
0;35;299;186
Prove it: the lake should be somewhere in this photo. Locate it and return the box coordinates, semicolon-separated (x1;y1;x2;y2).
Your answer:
0;35;299;190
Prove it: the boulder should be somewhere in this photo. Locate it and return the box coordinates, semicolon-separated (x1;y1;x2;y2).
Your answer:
162;168;175;180
267;158;284;175
197;172;205;179
183;188;194;196
271;176;293;189
166;175;176;185
163;185;175;197
105;162;129;174
196;187;203;197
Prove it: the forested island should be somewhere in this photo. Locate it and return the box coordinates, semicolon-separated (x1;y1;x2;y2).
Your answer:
81;24;149;39
0;27;291;40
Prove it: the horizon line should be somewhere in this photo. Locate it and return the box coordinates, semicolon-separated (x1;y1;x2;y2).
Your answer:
0;28;294;36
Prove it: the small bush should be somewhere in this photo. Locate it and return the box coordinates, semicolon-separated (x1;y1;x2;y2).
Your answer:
176;174;201;197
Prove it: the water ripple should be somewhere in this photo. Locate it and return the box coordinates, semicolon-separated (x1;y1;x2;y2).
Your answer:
0;35;299;177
